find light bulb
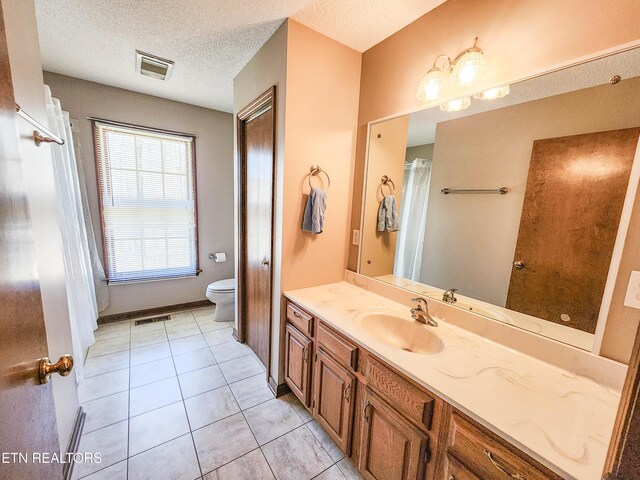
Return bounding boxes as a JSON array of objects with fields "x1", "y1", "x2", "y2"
[
  {"x1": 439, "y1": 97, "x2": 471, "y2": 112},
  {"x1": 451, "y1": 50, "x2": 484, "y2": 87},
  {"x1": 473, "y1": 85, "x2": 510, "y2": 100},
  {"x1": 416, "y1": 67, "x2": 448, "y2": 102},
  {"x1": 450, "y1": 39, "x2": 484, "y2": 88}
]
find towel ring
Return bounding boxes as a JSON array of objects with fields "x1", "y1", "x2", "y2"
[{"x1": 307, "y1": 165, "x2": 331, "y2": 190}]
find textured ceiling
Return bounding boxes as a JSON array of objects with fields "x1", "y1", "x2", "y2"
[
  {"x1": 34, "y1": 0, "x2": 445, "y2": 112},
  {"x1": 406, "y1": 47, "x2": 640, "y2": 147}
]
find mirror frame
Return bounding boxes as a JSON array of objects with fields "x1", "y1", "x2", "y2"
[{"x1": 356, "y1": 41, "x2": 640, "y2": 355}]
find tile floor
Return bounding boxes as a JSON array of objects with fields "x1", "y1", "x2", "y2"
[{"x1": 73, "y1": 306, "x2": 363, "y2": 480}]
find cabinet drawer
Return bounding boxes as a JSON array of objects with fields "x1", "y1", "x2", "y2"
[
  {"x1": 445, "y1": 454, "x2": 480, "y2": 480},
  {"x1": 447, "y1": 413, "x2": 560, "y2": 480},
  {"x1": 286, "y1": 301, "x2": 314, "y2": 336},
  {"x1": 364, "y1": 355, "x2": 434, "y2": 431},
  {"x1": 317, "y1": 321, "x2": 358, "y2": 371}
]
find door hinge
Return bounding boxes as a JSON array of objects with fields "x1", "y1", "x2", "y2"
[{"x1": 315, "y1": 352, "x2": 318, "y2": 362}]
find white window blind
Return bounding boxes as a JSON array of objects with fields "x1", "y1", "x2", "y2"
[{"x1": 93, "y1": 121, "x2": 198, "y2": 283}]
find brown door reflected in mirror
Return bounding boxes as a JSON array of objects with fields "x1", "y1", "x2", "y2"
[{"x1": 506, "y1": 128, "x2": 640, "y2": 333}]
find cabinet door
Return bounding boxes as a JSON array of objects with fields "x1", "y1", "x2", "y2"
[
  {"x1": 313, "y1": 347, "x2": 356, "y2": 454},
  {"x1": 359, "y1": 387, "x2": 429, "y2": 480},
  {"x1": 284, "y1": 323, "x2": 312, "y2": 406}
]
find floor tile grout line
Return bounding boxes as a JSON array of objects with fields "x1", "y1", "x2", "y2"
[
  {"x1": 165, "y1": 317, "x2": 205, "y2": 479},
  {"x1": 125, "y1": 313, "x2": 136, "y2": 480},
  {"x1": 258, "y1": 423, "x2": 339, "y2": 477},
  {"x1": 311, "y1": 462, "x2": 343, "y2": 480},
  {"x1": 199, "y1": 446, "x2": 263, "y2": 479}
]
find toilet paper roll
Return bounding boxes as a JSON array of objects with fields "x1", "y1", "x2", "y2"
[{"x1": 213, "y1": 253, "x2": 227, "y2": 263}]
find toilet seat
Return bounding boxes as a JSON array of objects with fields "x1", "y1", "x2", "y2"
[{"x1": 207, "y1": 278, "x2": 235, "y2": 293}]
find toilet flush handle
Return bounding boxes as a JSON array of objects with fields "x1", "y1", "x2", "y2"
[{"x1": 261, "y1": 259, "x2": 270, "y2": 267}]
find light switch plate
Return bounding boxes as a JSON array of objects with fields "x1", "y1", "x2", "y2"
[
  {"x1": 352, "y1": 229, "x2": 360, "y2": 246},
  {"x1": 624, "y1": 270, "x2": 640, "y2": 309}
]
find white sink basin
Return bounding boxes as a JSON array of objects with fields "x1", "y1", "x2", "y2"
[{"x1": 357, "y1": 314, "x2": 444, "y2": 355}]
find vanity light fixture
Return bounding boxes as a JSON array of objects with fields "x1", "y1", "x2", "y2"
[
  {"x1": 439, "y1": 96, "x2": 471, "y2": 112},
  {"x1": 416, "y1": 37, "x2": 484, "y2": 102},
  {"x1": 474, "y1": 85, "x2": 510, "y2": 100}
]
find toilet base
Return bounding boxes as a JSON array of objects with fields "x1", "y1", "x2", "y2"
[{"x1": 213, "y1": 300, "x2": 235, "y2": 322}]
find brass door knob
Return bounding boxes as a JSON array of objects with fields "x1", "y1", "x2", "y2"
[
  {"x1": 513, "y1": 260, "x2": 525, "y2": 269},
  {"x1": 38, "y1": 354, "x2": 74, "y2": 384}
]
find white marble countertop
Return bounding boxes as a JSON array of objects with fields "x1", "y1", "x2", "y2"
[{"x1": 284, "y1": 281, "x2": 621, "y2": 480}]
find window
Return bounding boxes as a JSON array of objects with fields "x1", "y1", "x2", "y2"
[{"x1": 93, "y1": 120, "x2": 198, "y2": 283}]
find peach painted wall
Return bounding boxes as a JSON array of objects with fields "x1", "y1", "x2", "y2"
[
  {"x1": 278, "y1": 20, "x2": 361, "y2": 381},
  {"x1": 359, "y1": 116, "x2": 409, "y2": 278},
  {"x1": 233, "y1": 20, "x2": 361, "y2": 383},
  {"x1": 347, "y1": 0, "x2": 640, "y2": 363},
  {"x1": 280, "y1": 20, "x2": 362, "y2": 293}
]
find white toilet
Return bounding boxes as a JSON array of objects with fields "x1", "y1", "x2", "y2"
[{"x1": 205, "y1": 278, "x2": 236, "y2": 322}]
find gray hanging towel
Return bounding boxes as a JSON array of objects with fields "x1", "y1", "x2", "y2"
[
  {"x1": 377, "y1": 194, "x2": 399, "y2": 232},
  {"x1": 302, "y1": 187, "x2": 327, "y2": 234}
]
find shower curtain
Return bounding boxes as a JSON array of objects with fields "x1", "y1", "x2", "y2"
[
  {"x1": 394, "y1": 158, "x2": 432, "y2": 281},
  {"x1": 44, "y1": 85, "x2": 102, "y2": 380}
]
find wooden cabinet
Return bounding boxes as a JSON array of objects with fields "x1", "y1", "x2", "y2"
[
  {"x1": 283, "y1": 298, "x2": 563, "y2": 480},
  {"x1": 358, "y1": 387, "x2": 429, "y2": 480},
  {"x1": 313, "y1": 347, "x2": 356, "y2": 454},
  {"x1": 446, "y1": 413, "x2": 562, "y2": 480},
  {"x1": 284, "y1": 323, "x2": 313, "y2": 406}
]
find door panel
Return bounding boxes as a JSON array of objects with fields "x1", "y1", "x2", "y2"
[
  {"x1": 0, "y1": 5, "x2": 61, "y2": 479},
  {"x1": 284, "y1": 323, "x2": 312, "y2": 406},
  {"x1": 314, "y1": 348, "x2": 355, "y2": 455},
  {"x1": 506, "y1": 129, "x2": 639, "y2": 333},
  {"x1": 359, "y1": 388, "x2": 428, "y2": 480},
  {"x1": 243, "y1": 101, "x2": 274, "y2": 367}
]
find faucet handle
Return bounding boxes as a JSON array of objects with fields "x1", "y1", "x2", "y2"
[{"x1": 411, "y1": 297, "x2": 429, "y2": 309}]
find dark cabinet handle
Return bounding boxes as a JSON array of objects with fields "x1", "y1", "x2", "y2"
[
  {"x1": 303, "y1": 346, "x2": 309, "y2": 363},
  {"x1": 293, "y1": 311, "x2": 302, "y2": 318},
  {"x1": 483, "y1": 449, "x2": 526, "y2": 479},
  {"x1": 344, "y1": 385, "x2": 351, "y2": 402}
]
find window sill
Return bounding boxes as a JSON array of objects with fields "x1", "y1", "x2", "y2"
[{"x1": 107, "y1": 273, "x2": 200, "y2": 285}]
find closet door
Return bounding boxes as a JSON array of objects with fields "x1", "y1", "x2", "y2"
[{"x1": 239, "y1": 88, "x2": 275, "y2": 369}]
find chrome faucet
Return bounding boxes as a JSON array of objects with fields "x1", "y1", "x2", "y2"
[
  {"x1": 410, "y1": 297, "x2": 438, "y2": 327},
  {"x1": 442, "y1": 288, "x2": 458, "y2": 304}
]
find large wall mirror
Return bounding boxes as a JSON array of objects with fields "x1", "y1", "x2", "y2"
[{"x1": 358, "y1": 47, "x2": 640, "y2": 352}]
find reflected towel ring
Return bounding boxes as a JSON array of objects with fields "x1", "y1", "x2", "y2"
[
  {"x1": 380, "y1": 175, "x2": 395, "y2": 195},
  {"x1": 306, "y1": 164, "x2": 331, "y2": 190}
]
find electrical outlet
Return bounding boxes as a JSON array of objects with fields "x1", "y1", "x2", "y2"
[
  {"x1": 624, "y1": 270, "x2": 640, "y2": 309},
  {"x1": 352, "y1": 229, "x2": 360, "y2": 246}
]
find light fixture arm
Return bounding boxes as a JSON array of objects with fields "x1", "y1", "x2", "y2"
[
  {"x1": 452, "y1": 37, "x2": 482, "y2": 65},
  {"x1": 431, "y1": 53, "x2": 452, "y2": 70}
]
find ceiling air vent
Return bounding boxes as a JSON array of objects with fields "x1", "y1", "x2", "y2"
[{"x1": 135, "y1": 50, "x2": 174, "y2": 81}]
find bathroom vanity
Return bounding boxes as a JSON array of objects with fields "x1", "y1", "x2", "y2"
[{"x1": 283, "y1": 280, "x2": 623, "y2": 480}]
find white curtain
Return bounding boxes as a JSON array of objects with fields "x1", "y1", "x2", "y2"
[
  {"x1": 70, "y1": 120, "x2": 110, "y2": 312},
  {"x1": 44, "y1": 85, "x2": 98, "y2": 381},
  {"x1": 394, "y1": 158, "x2": 432, "y2": 280}
]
